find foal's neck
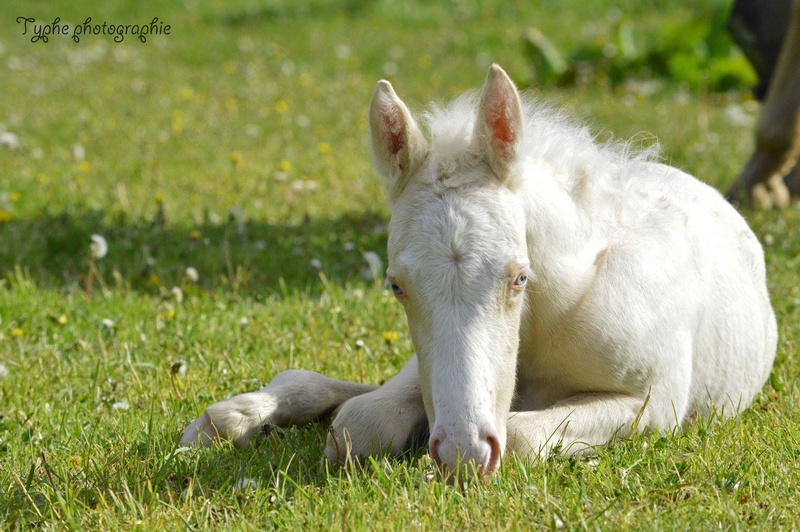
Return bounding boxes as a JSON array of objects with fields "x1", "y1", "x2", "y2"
[{"x1": 520, "y1": 161, "x2": 605, "y2": 326}]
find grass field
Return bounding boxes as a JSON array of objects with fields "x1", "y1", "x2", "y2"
[{"x1": 1, "y1": 0, "x2": 799, "y2": 529}]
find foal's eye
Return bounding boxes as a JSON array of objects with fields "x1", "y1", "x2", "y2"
[
  {"x1": 387, "y1": 277, "x2": 405, "y2": 298},
  {"x1": 512, "y1": 271, "x2": 528, "y2": 289}
]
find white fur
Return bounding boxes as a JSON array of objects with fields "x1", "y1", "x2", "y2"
[{"x1": 181, "y1": 65, "x2": 777, "y2": 479}]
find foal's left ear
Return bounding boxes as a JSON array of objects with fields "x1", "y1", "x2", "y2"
[{"x1": 476, "y1": 64, "x2": 524, "y2": 181}]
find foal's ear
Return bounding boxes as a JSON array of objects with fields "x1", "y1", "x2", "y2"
[
  {"x1": 370, "y1": 80, "x2": 428, "y2": 200},
  {"x1": 476, "y1": 64, "x2": 523, "y2": 180}
]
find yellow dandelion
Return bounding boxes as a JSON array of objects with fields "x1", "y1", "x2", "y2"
[
  {"x1": 0, "y1": 210, "x2": 12, "y2": 223},
  {"x1": 316, "y1": 142, "x2": 332, "y2": 154},
  {"x1": 155, "y1": 192, "x2": 164, "y2": 204},
  {"x1": 224, "y1": 98, "x2": 238, "y2": 113},
  {"x1": 381, "y1": 331, "x2": 400, "y2": 345},
  {"x1": 77, "y1": 160, "x2": 92, "y2": 173},
  {"x1": 275, "y1": 100, "x2": 289, "y2": 114},
  {"x1": 57, "y1": 314, "x2": 68, "y2": 325},
  {"x1": 37, "y1": 173, "x2": 49, "y2": 185},
  {"x1": 229, "y1": 151, "x2": 243, "y2": 166},
  {"x1": 189, "y1": 229, "x2": 202, "y2": 240},
  {"x1": 223, "y1": 61, "x2": 237, "y2": 74},
  {"x1": 147, "y1": 273, "x2": 160, "y2": 286},
  {"x1": 278, "y1": 159, "x2": 292, "y2": 172},
  {"x1": 178, "y1": 87, "x2": 194, "y2": 101},
  {"x1": 171, "y1": 112, "x2": 184, "y2": 134},
  {"x1": 10, "y1": 327, "x2": 24, "y2": 338},
  {"x1": 299, "y1": 73, "x2": 313, "y2": 87},
  {"x1": 70, "y1": 456, "x2": 83, "y2": 468},
  {"x1": 166, "y1": 307, "x2": 176, "y2": 320},
  {"x1": 418, "y1": 54, "x2": 433, "y2": 70},
  {"x1": 9, "y1": 192, "x2": 20, "y2": 202}
]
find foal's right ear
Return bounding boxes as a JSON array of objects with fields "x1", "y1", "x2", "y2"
[{"x1": 369, "y1": 80, "x2": 428, "y2": 201}]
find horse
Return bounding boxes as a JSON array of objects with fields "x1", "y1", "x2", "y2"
[
  {"x1": 726, "y1": 0, "x2": 800, "y2": 207},
  {"x1": 181, "y1": 64, "x2": 777, "y2": 478}
]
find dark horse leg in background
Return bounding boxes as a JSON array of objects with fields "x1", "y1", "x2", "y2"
[{"x1": 726, "y1": 0, "x2": 800, "y2": 206}]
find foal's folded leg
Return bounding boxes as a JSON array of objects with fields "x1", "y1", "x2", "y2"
[
  {"x1": 506, "y1": 392, "x2": 671, "y2": 458},
  {"x1": 325, "y1": 356, "x2": 428, "y2": 464},
  {"x1": 181, "y1": 369, "x2": 377, "y2": 448}
]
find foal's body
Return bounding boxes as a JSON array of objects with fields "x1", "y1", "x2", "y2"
[{"x1": 182, "y1": 66, "x2": 776, "y2": 476}]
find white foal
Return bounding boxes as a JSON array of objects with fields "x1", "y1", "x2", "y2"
[{"x1": 182, "y1": 64, "x2": 777, "y2": 478}]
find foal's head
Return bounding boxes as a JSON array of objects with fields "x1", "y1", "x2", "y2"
[{"x1": 370, "y1": 65, "x2": 529, "y2": 477}]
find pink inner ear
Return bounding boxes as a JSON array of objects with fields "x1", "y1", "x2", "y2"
[
  {"x1": 382, "y1": 107, "x2": 405, "y2": 157},
  {"x1": 487, "y1": 91, "x2": 516, "y2": 161}
]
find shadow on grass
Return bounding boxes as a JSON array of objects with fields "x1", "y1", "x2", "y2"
[
  {"x1": 153, "y1": 424, "x2": 431, "y2": 508},
  {"x1": 0, "y1": 208, "x2": 389, "y2": 297}
]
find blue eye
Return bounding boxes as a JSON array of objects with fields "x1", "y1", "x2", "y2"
[{"x1": 513, "y1": 272, "x2": 528, "y2": 288}]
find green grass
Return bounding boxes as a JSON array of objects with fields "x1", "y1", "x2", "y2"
[{"x1": 1, "y1": 0, "x2": 799, "y2": 528}]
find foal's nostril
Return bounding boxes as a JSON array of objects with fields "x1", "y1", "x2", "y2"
[
  {"x1": 483, "y1": 434, "x2": 501, "y2": 475},
  {"x1": 429, "y1": 438, "x2": 443, "y2": 466},
  {"x1": 428, "y1": 426, "x2": 502, "y2": 478}
]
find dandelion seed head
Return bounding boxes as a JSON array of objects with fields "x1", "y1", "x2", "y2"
[
  {"x1": 0, "y1": 132, "x2": 20, "y2": 150},
  {"x1": 171, "y1": 286, "x2": 184, "y2": 303},
  {"x1": 90, "y1": 234, "x2": 108, "y2": 259},
  {"x1": 233, "y1": 477, "x2": 257, "y2": 494},
  {"x1": 171, "y1": 360, "x2": 188, "y2": 376},
  {"x1": 72, "y1": 143, "x2": 86, "y2": 161},
  {"x1": 112, "y1": 401, "x2": 130, "y2": 411},
  {"x1": 184, "y1": 267, "x2": 199, "y2": 283},
  {"x1": 229, "y1": 206, "x2": 245, "y2": 223}
]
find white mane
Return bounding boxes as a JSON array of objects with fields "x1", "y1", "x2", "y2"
[{"x1": 421, "y1": 91, "x2": 660, "y2": 193}]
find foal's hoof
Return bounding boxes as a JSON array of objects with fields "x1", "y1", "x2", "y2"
[{"x1": 180, "y1": 412, "x2": 218, "y2": 447}]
